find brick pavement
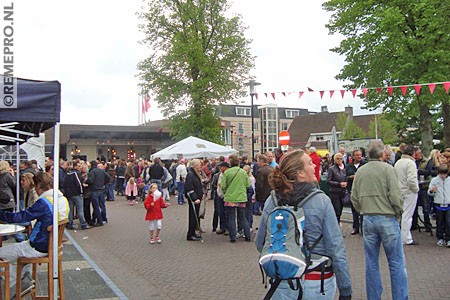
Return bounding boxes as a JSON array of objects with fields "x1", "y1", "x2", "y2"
[{"x1": 67, "y1": 196, "x2": 450, "y2": 300}]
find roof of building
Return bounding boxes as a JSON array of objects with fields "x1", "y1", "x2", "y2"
[{"x1": 288, "y1": 111, "x2": 375, "y2": 148}]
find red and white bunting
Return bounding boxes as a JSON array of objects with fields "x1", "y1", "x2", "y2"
[
  {"x1": 414, "y1": 85, "x2": 421, "y2": 95},
  {"x1": 444, "y1": 82, "x2": 450, "y2": 94},
  {"x1": 243, "y1": 81, "x2": 449, "y2": 103},
  {"x1": 387, "y1": 86, "x2": 394, "y2": 96},
  {"x1": 401, "y1": 86, "x2": 407, "y2": 96},
  {"x1": 429, "y1": 83, "x2": 436, "y2": 94}
]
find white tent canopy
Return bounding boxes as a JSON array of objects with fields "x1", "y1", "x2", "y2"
[{"x1": 150, "y1": 136, "x2": 237, "y2": 160}]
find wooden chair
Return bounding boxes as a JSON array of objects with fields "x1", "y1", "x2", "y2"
[
  {"x1": 16, "y1": 219, "x2": 68, "y2": 300},
  {"x1": 0, "y1": 258, "x2": 10, "y2": 300}
]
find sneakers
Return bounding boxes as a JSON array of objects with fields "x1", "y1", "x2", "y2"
[
  {"x1": 236, "y1": 231, "x2": 244, "y2": 239},
  {"x1": 437, "y1": 239, "x2": 445, "y2": 247},
  {"x1": 149, "y1": 238, "x2": 155, "y2": 244},
  {"x1": 156, "y1": 237, "x2": 162, "y2": 244}
]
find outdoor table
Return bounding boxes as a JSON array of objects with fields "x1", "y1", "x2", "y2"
[{"x1": 0, "y1": 224, "x2": 25, "y2": 247}]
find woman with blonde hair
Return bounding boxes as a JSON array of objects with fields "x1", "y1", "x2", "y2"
[
  {"x1": 426, "y1": 149, "x2": 441, "y2": 177},
  {"x1": 255, "y1": 150, "x2": 352, "y2": 299},
  {"x1": 21, "y1": 172, "x2": 38, "y2": 208},
  {"x1": 0, "y1": 160, "x2": 16, "y2": 212}
]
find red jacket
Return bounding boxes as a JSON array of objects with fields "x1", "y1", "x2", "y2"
[
  {"x1": 310, "y1": 152, "x2": 321, "y2": 182},
  {"x1": 144, "y1": 194, "x2": 167, "y2": 221}
]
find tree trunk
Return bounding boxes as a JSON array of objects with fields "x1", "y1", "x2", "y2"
[
  {"x1": 419, "y1": 102, "x2": 433, "y2": 156},
  {"x1": 442, "y1": 98, "x2": 450, "y2": 148}
]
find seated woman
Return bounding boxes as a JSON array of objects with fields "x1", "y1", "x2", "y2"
[{"x1": 0, "y1": 172, "x2": 69, "y2": 297}]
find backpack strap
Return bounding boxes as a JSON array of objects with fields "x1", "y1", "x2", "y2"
[{"x1": 263, "y1": 278, "x2": 282, "y2": 300}]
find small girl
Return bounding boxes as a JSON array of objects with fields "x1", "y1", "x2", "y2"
[
  {"x1": 125, "y1": 177, "x2": 138, "y2": 206},
  {"x1": 144, "y1": 183, "x2": 170, "y2": 244}
]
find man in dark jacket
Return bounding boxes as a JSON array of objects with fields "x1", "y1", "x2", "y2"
[
  {"x1": 184, "y1": 159, "x2": 203, "y2": 241},
  {"x1": 346, "y1": 149, "x2": 366, "y2": 235},
  {"x1": 87, "y1": 161, "x2": 110, "y2": 226},
  {"x1": 148, "y1": 158, "x2": 165, "y2": 191},
  {"x1": 64, "y1": 161, "x2": 90, "y2": 230},
  {"x1": 255, "y1": 154, "x2": 273, "y2": 212}
]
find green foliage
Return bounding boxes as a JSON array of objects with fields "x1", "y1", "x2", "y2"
[
  {"x1": 336, "y1": 113, "x2": 365, "y2": 139},
  {"x1": 368, "y1": 114, "x2": 397, "y2": 144},
  {"x1": 137, "y1": 0, "x2": 254, "y2": 141},
  {"x1": 335, "y1": 112, "x2": 348, "y2": 131},
  {"x1": 323, "y1": 0, "x2": 450, "y2": 154},
  {"x1": 340, "y1": 121, "x2": 366, "y2": 140}
]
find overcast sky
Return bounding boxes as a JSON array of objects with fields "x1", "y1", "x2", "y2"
[{"x1": 14, "y1": 0, "x2": 368, "y2": 126}]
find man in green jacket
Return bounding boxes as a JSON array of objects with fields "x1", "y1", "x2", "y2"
[
  {"x1": 351, "y1": 141, "x2": 407, "y2": 300},
  {"x1": 220, "y1": 155, "x2": 250, "y2": 243}
]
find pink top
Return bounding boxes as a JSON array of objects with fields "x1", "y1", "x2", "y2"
[{"x1": 125, "y1": 182, "x2": 138, "y2": 197}]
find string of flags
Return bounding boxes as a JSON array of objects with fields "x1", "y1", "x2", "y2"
[{"x1": 252, "y1": 81, "x2": 450, "y2": 100}]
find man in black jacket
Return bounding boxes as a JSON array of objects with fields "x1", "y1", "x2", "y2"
[
  {"x1": 64, "y1": 162, "x2": 90, "y2": 230},
  {"x1": 87, "y1": 161, "x2": 110, "y2": 226},
  {"x1": 346, "y1": 149, "x2": 366, "y2": 235}
]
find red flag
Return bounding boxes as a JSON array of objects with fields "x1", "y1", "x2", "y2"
[
  {"x1": 340, "y1": 90, "x2": 346, "y2": 99},
  {"x1": 400, "y1": 86, "x2": 407, "y2": 96},
  {"x1": 414, "y1": 84, "x2": 421, "y2": 95},
  {"x1": 264, "y1": 92, "x2": 268, "y2": 98},
  {"x1": 271, "y1": 92, "x2": 276, "y2": 100},
  {"x1": 444, "y1": 82, "x2": 450, "y2": 94},
  {"x1": 145, "y1": 94, "x2": 150, "y2": 112},
  {"x1": 299, "y1": 91, "x2": 304, "y2": 99},
  {"x1": 329, "y1": 90, "x2": 335, "y2": 98},
  {"x1": 351, "y1": 89, "x2": 357, "y2": 98},
  {"x1": 428, "y1": 83, "x2": 436, "y2": 94},
  {"x1": 362, "y1": 88, "x2": 368, "y2": 97},
  {"x1": 319, "y1": 91, "x2": 324, "y2": 99},
  {"x1": 387, "y1": 86, "x2": 394, "y2": 96},
  {"x1": 282, "y1": 92, "x2": 286, "y2": 97},
  {"x1": 376, "y1": 87, "x2": 382, "y2": 94},
  {"x1": 307, "y1": 87, "x2": 314, "y2": 92},
  {"x1": 255, "y1": 93, "x2": 259, "y2": 100}
]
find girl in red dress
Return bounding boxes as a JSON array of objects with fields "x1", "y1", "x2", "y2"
[{"x1": 144, "y1": 184, "x2": 170, "y2": 244}]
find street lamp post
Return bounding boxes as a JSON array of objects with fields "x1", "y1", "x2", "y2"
[{"x1": 245, "y1": 79, "x2": 261, "y2": 161}]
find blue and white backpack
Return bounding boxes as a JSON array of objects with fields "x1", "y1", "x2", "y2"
[{"x1": 259, "y1": 190, "x2": 331, "y2": 299}]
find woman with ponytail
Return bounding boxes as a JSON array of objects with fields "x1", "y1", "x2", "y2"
[{"x1": 255, "y1": 150, "x2": 352, "y2": 300}]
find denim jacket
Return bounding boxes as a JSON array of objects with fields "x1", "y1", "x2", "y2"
[{"x1": 255, "y1": 191, "x2": 352, "y2": 297}]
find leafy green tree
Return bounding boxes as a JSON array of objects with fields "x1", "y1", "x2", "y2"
[
  {"x1": 138, "y1": 0, "x2": 254, "y2": 142},
  {"x1": 368, "y1": 115, "x2": 397, "y2": 145},
  {"x1": 336, "y1": 113, "x2": 365, "y2": 140},
  {"x1": 323, "y1": 0, "x2": 450, "y2": 155}
]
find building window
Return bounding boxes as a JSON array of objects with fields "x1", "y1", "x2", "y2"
[
  {"x1": 236, "y1": 107, "x2": 251, "y2": 116},
  {"x1": 316, "y1": 136, "x2": 324, "y2": 141},
  {"x1": 281, "y1": 123, "x2": 288, "y2": 130},
  {"x1": 285, "y1": 109, "x2": 300, "y2": 119},
  {"x1": 238, "y1": 123, "x2": 244, "y2": 134}
]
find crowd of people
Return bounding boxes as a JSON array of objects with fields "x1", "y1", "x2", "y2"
[{"x1": 1, "y1": 139, "x2": 449, "y2": 299}]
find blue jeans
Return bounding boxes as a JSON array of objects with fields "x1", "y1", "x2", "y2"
[
  {"x1": 150, "y1": 179, "x2": 162, "y2": 192},
  {"x1": 271, "y1": 277, "x2": 336, "y2": 299},
  {"x1": 363, "y1": 215, "x2": 408, "y2": 300},
  {"x1": 105, "y1": 183, "x2": 115, "y2": 201},
  {"x1": 90, "y1": 191, "x2": 104, "y2": 225},
  {"x1": 226, "y1": 205, "x2": 249, "y2": 241},
  {"x1": 435, "y1": 206, "x2": 450, "y2": 241},
  {"x1": 177, "y1": 181, "x2": 185, "y2": 204},
  {"x1": 68, "y1": 195, "x2": 88, "y2": 227}
]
